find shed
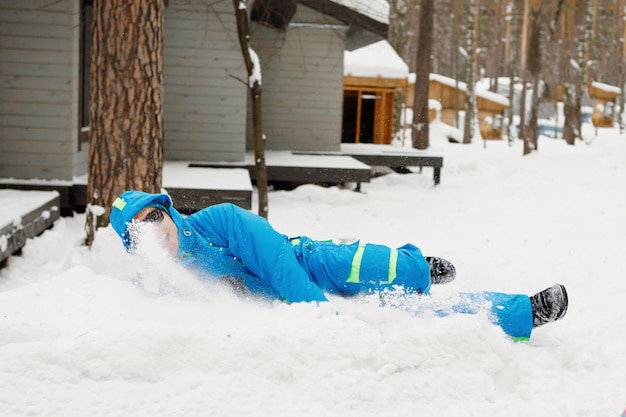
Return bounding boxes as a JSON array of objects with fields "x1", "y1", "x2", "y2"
[
  {"x1": 406, "y1": 73, "x2": 510, "y2": 139},
  {"x1": 342, "y1": 40, "x2": 408, "y2": 145},
  {"x1": 587, "y1": 81, "x2": 621, "y2": 128}
]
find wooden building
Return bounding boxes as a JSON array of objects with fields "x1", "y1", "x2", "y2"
[
  {"x1": 588, "y1": 81, "x2": 621, "y2": 128},
  {"x1": 0, "y1": 0, "x2": 388, "y2": 181},
  {"x1": 342, "y1": 40, "x2": 408, "y2": 145},
  {"x1": 406, "y1": 73, "x2": 509, "y2": 139}
]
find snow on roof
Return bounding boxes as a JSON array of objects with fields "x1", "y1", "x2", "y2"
[
  {"x1": 331, "y1": 0, "x2": 389, "y2": 24},
  {"x1": 344, "y1": 40, "x2": 408, "y2": 79},
  {"x1": 591, "y1": 81, "x2": 621, "y2": 95},
  {"x1": 428, "y1": 73, "x2": 509, "y2": 107}
]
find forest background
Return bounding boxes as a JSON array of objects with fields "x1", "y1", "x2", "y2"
[
  {"x1": 387, "y1": 0, "x2": 625, "y2": 150},
  {"x1": 388, "y1": 0, "x2": 624, "y2": 92}
]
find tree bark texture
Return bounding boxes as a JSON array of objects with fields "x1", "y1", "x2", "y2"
[
  {"x1": 86, "y1": 0, "x2": 164, "y2": 246},
  {"x1": 412, "y1": 0, "x2": 434, "y2": 150}
]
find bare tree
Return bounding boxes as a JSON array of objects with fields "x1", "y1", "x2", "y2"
[
  {"x1": 412, "y1": 0, "x2": 434, "y2": 150},
  {"x1": 233, "y1": 0, "x2": 269, "y2": 219},
  {"x1": 86, "y1": 0, "x2": 164, "y2": 246}
]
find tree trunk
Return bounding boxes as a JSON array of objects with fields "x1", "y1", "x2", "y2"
[
  {"x1": 233, "y1": 0, "x2": 269, "y2": 218},
  {"x1": 412, "y1": 0, "x2": 434, "y2": 150},
  {"x1": 563, "y1": 0, "x2": 588, "y2": 145},
  {"x1": 463, "y1": 0, "x2": 477, "y2": 144},
  {"x1": 505, "y1": 0, "x2": 519, "y2": 146},
  {"x1": 452, "y1": 0, "x2": 461, "y2": 129},
  {"x1": 86, "y1": 0, "x2": 164, "y2": 246},
  {"x1": 562, "y1": 83, "x2": 577, "y2": 145},
  {"x1": 519, "y1": 76, "x2": 528, "y2": 142},
  {"x1": 525, "y1": 0, "x2": 542, "y2": 155}
]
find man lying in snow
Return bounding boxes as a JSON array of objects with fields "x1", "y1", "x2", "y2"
[{"x1": 109, "y1": 190, "x2": 568, "y2": 341}]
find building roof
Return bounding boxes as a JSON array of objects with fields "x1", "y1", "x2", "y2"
[
  {"x1": 429, "y1": 73, "x2": 510, "y2": 107},
  {"x1": 344, "y1": 40, "x2": 408, "y2": 79},
  {"x1": 298, "y1": 0, "x2": 389, "y2": 37}
]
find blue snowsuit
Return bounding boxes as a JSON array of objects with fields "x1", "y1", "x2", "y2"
[{"x1": 110, "y1": 191, "x2": 534, "y2": 340}]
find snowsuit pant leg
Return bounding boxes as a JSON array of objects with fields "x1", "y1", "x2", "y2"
[
  {"x1": 294, "y1": 238, "x2": 431, "y2": 295},
  {"x1": 438, "y1": 292, "x2": 533, "y2": 339}
]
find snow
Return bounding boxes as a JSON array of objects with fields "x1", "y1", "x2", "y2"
[
  {"x1": 429, "y1": 73, "x2": 510, "y2": 107},
  {"x1": 2, "y1": 128, "x2": 626, "y2": 416},
  {"x1": 344, "y1": 40, "x2": 408, "y2": 79},
  {"x1": 591, "y1": 81, "x2": 621, "y2": 96},
  {"x1": 331, "y1": 0, "x2": 389, "y2": 24},
  {"x1": 245, "y1": 150, "x2": 371, "y2": 170},
  {"x1": 0, "y1": 190, "x2": 59, "y2": 229},
  {"x1": 162, "y1": 162, "x2": 252, "y2": 191}
]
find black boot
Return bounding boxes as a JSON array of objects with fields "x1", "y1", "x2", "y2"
[
  {"x1": 530, "y1": 284, "x2": 569, "y2": 328},
  {"x1": 425, "y1": 257, "x2": 456, "y2": 285}
]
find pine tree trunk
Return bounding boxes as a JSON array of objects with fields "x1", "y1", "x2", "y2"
[
  {"x1": 86, "y1": 0, "x2": 164, "y2": 246},
  {"x1": 412, "y1": 0, "x2": 434, "y2": 150}
]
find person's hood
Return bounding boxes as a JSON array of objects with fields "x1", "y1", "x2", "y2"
[{"x1": 109, "y1": 191, "x2": 173, "y2": 251}]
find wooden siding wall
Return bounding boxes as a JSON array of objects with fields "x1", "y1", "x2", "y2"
[
  {"x1": 248, "y1": 5, "x2": 347, "y2": 152},
  {"x1": 163, "y1": 0, "x2": 247, "y2": 162},
  {"x1": 0, "y1": 0, "x2": 83, "y2": 181}
]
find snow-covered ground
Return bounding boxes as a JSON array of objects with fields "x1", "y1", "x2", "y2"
[{"x1": 1, "y1": 128, "x2": 625, "y2": 417}]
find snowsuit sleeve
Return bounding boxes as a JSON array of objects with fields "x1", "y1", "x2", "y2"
[{"x1": 187, "y1": 203, "x2": 328, "y2": 304}]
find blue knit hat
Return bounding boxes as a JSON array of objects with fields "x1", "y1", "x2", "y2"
[{"x1": 109, "y1": 191, "x2": 172, "y2": 250}]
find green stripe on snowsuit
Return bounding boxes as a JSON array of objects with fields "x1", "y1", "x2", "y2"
[
  {"x1": 347, "y1": 244, "x2": 399, "y2": 285},
  {"x1": 291, "y1": 236, "x2": 431, "y2": 296}
]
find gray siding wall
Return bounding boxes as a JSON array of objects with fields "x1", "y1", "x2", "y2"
[
  {"x1": 0, "y1": 0, "x2": 83, "y2": 181},
  {"x1": 249, "y1": 5, "x2": 347, "y2": 152},
  {"x1": 164, "y1": 0, "x2": 247, "y2": 162}
]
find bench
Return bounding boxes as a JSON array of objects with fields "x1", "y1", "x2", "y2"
[
  {"x1": 0, "y1": 189, "x2": 60, "y2": 264},
  {"x1": 68, "y1": 164, "x2": 254, "y2": 215},
  {"x1": 190, "y1": 151, "x2": 372, "y2": 189},
  {"x1": 163, "y1": 163, "x2": 252, "y2": 214},
  {"x1": 339, "y1": 143, "x2": 443, "y2": 186}
]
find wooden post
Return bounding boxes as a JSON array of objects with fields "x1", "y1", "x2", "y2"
[{"x1": 355, "y1": 91, "x2": 362, "y2": 143}]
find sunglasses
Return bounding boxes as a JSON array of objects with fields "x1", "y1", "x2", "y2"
[{"x1": 142, "y1": 208, "x2": 164, "y2": 224}]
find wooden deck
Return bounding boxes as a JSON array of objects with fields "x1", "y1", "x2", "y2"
[
  {"x1": 339, "y1": 144, "x2": 443, "y2": 185},
  {"x1": 71, "y1": 163, "x2": 254, "y2": 214},
  {"x1": 294, "y1": 143, "x2": 444, "y2": 186},
  {"x1": 162, "y1": 163, "x2": 252, "y2": 214},
  {"x1": 0, "y1": 189, "x2": 60, "y2": 264},
  {"x1": 190, "y1": 151, "x2": 372, "y2": 187},
  {"x1": 0, "y1": 146, "x2": 439, "y2": 216}
]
